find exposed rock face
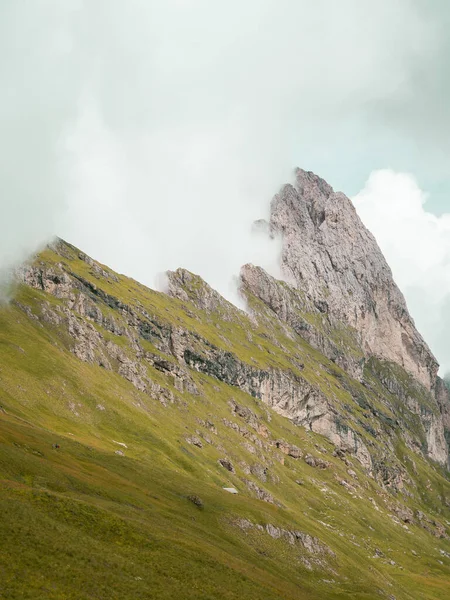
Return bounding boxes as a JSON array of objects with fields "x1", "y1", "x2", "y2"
[
  {"x1": 264, "y1": 168, "x2": 438, "y2": 390},
  {"x1": 182, "y1": 339, "x2": 372, "y2": 466},
  {"x1": 167, "y1": 268, "x2": 237, "y2": 318},
  {"x1": 15, "y1": 202, "x2": 450, "y2": 472},
  {"x1": 240, "y1": 263, "x2": 364, "y2": 380},
  {"x1": 435, "y1": 377, "x2": 450, "y2": 466},
  {"x1": 425, "y1": 414, "x2": 448, "y2": 467}
]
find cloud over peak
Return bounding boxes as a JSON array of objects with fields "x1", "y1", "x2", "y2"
[{"x1": 354, "y1": 169, "x2": 450, "y2": 374}]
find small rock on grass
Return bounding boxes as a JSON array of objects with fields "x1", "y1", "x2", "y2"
[{"x1": 187, "y1": 494, "x2": 204, "y2": 508}]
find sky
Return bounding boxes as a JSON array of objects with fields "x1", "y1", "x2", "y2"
[{"x1": 2, "y1": 1, "x2": 450, "y2": 371}]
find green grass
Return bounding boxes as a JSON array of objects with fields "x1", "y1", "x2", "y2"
[{"x1": 0, "y1": 240, "x2": 449, "y2": 599}]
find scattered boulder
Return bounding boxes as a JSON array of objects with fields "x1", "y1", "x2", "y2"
[
  {"x1": 287, "y1": 445, "x2": 303, "y2": 459},
  {"x1": 304, "y1": 454, "x2": 330, "y2": 469},
  {"x1": 242, "y1": 441, "x2": 257, "y2": 455},
  {"x1": 275, "y1": 439, "x2": 303, "y2": 459},
  {"x1": 305, "y1": 454, "x2": 316, "y2": 467},
  {"x1": 414, "y1": 509, "x2": 448, "y2": 537},
  {"x1": 243, "y1": 479, "x2": 279, "y2": 505},
  {"x1": 200, "y1": 433, "x2": 213, "y2": 445},
  {"x1": 186, "y1": 436, "x2": 203, "y2": 448},
  {"x1": 333, "y1": 447, "x2": 350, "y2": 465},
  {"x1": 250, "y1": 463, "x2": 268, "y2": 482},
  {"x1": 339, "y1": 479, "x2": 356, "y2": 493},
  {"x1": 197, "y1": 418, "x2": 217, "y2": 434},
  {"x1": 394, "y1": 505, "x2": 414, "y2": 524},
  {"x1": 187, "y1": 494, "x2": 204, "y2": 508},
  {"x1": 229, "y1": 399, "x2": 260, "y2": 431},
  {"x1": 218, "y1": 459, "x2": 235, "y2": 473}
]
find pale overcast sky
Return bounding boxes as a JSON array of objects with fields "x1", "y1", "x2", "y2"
[{"x1": 2, "y1": 1, "x2": 450, "y2": 372}]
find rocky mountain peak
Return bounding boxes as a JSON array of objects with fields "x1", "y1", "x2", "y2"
[
  {"x1": 294, "y1": 167, "x2": 334, "y2": 207},
  {"x1": 250, "y1": 169, "x2": 438, "y2": 390}
]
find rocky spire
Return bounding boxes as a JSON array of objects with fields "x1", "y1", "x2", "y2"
[{"x1": 252, "y1": 168, "x2": 438, "y2": 390}]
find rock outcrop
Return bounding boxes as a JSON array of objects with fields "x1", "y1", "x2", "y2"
[
  {"x1": 240, "y1": 263, "x2": 365, "y2": 380},
  {"x1": 252, "y1": 168, "x2": 438, "y2": 390},
  {"x1": 435, "y1": 377, "x2": 450, "y2": 466}
]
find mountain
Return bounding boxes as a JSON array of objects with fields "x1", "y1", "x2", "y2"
[{"x1": 1, "y1": 170, "x2": 450, "y2": 599}]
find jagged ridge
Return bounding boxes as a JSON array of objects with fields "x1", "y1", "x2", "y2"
[{"x1": 1, "y1": 166, "x2": 450, "y2": 598}]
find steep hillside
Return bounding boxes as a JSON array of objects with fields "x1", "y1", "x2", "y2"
[{"x1": 1, "y1": 172, "x2": 450, "y2": 599}]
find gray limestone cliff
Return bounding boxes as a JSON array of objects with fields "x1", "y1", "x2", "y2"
[{"x1": 247, "y1": 168, "x2": 438, "y2": 391}]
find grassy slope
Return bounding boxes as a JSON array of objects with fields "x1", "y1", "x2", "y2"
[{"x1": 0, "y1": 244, "x2": 449, "y2": 599}]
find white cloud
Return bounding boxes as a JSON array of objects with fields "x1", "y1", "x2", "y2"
[
  {"x1": 0, "y1": 0, "x2": 441, "y2": 304},
  {"x1": 353, "y1": 170, "x2": 450, "y2": 374}
]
